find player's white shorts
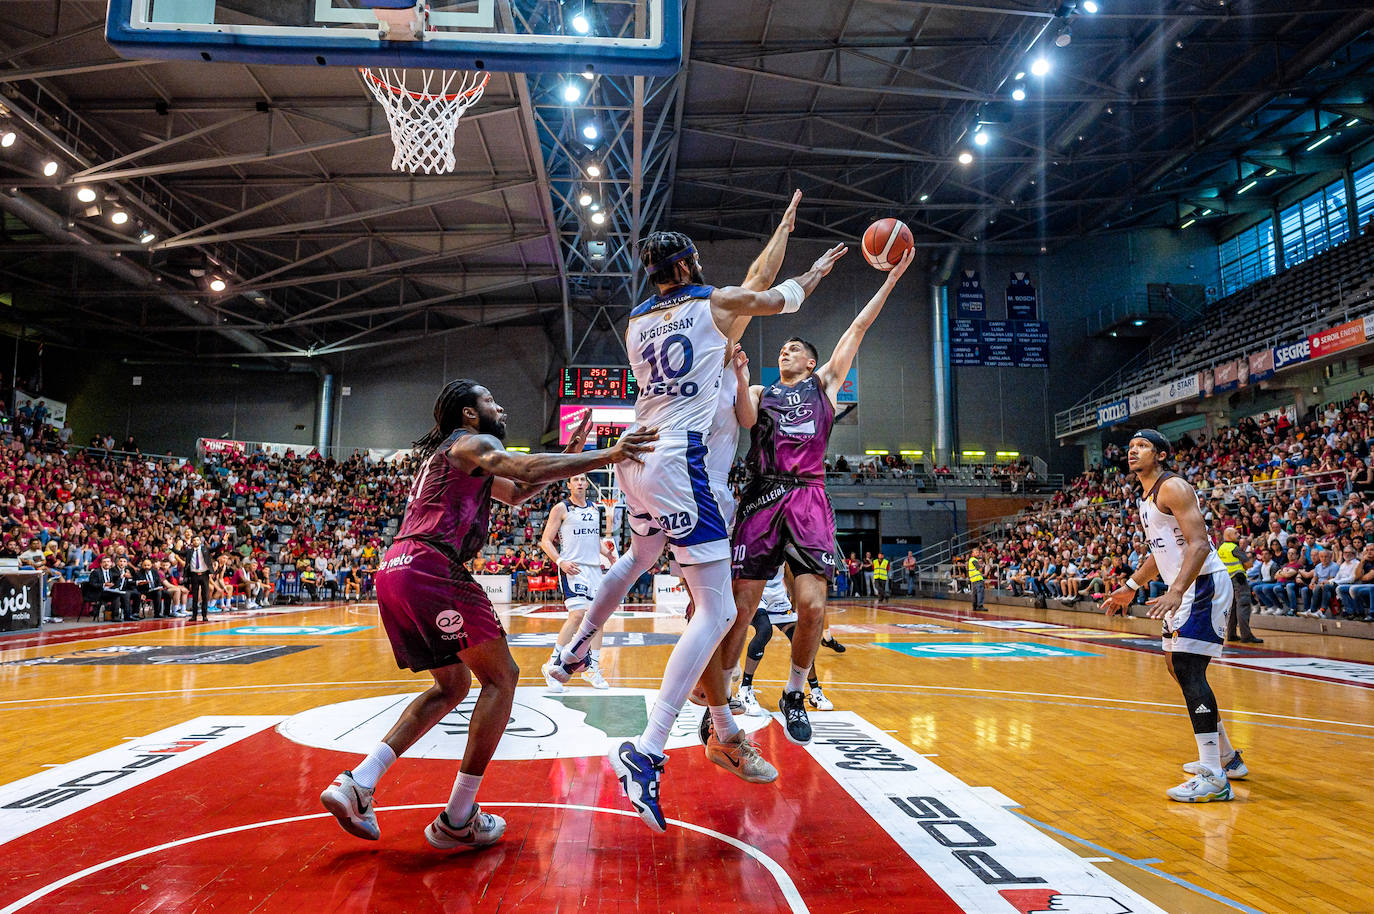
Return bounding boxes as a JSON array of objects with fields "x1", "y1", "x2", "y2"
[
  {"x1": 1161, "y1": 568, "x2": 1231, "y2": 658},
  {"x1": 759, "y1": 576, "x2": 797, "y2": 625},
  {"x1": 560, "y1": 564, "x2": 605, "y2": 612},
  {"x1": 617, "y1": 429, "x2": 730, "y2": 565},
  {"x1": 711, "y1": 474, "x2": 737, "y2": 531}
]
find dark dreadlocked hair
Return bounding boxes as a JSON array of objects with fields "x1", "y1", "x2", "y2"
[
  {"x1": 412, "y1": 378, "x2": 482, "y2": 461},
  {"x1": 641, "y1": 231, "x2": 698, "y2": 287},
  {"x1": 785, "y1": 336, "x2": 819, "y2": 363}
]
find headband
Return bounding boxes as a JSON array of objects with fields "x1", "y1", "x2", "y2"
[
  {"x1": 1132, "y1": 428, "x2": 1171, "y2": 459},
  {"x1": 646, "y1": 243, "x2": 697, "y2": 275}
]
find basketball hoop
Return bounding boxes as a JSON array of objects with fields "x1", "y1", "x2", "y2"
[{"x1": 360, "y1": 67, "x2": 489, "y2": 175}]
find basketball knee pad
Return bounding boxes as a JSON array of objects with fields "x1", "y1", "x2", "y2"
[{"x1": 746, "y1": 622, "x2": 772, "y2": 662}]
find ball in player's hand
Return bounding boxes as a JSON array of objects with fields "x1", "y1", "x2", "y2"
[{"x1": 862, "y1": 218, "x2": 914, "y2": 271}]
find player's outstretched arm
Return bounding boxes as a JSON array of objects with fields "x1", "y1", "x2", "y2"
[
  {"x1": 816, "y1": 248, "x2": 914, "y2": 405},
  {"x1": 727, "y1": 190, "x2": 803, "y2": 342},
  {"x1": 450, "y1": 427, "x2": 657, "y2": 506},
  {"x1": 729, "y1": 345, "x2": 761, "y2": 428},
  {"x1": 710, "y1": 243, "x2": 846, "y2": 330},
  {"x1": 1103, "y1": 553, "x2": 1158, "y2": 616}
]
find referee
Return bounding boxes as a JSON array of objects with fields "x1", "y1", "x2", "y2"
[{"x1": 968, "y1": 547, "x2": 986, "y2": 612}]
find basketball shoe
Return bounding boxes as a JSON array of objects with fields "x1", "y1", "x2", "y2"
[
  {"x1": 1184, "y1": 749, "x2": 1248, "y2": 780},
  {"x1": 540, "y1": 657, "x2": 565, "y2": 693},
  {"x1": 736, "y1": 685, "x2": 769, "y2": 717},
  {"x1": 807, "y1": 686, "x2": 834, "y2": 711},
  {"x1": 1166, "y1": 772, "x2": 1233, "y2": 803},
  {"x1": 544, "y1": 649, "x2": 591, "y2": 687},
  {"x1": 778, "y1": 690, "x2": 812, "y2": 744},
  {"x1": 320, "y1": 771, "x2": 380, "y2": 841},
  {"x1": 582, "y1": 663, "x2": 610, "y2": 689},
  {"x1": 424, "y1": 804, "x2": 506, "y2": 851},
  {"x1": 705, "y1": 730, "x2": 778, "y2": 783},
  {"x1": 609, "y1": 740, "x2": 667, "y2": 832}
]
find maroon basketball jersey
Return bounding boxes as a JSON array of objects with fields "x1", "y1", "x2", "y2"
[
  {"x1": 746, "y1": 374, "x2": 835, "y2": 480},
  {"x1": 396, "y1": 432, "x2": 493, "y2": 564}
]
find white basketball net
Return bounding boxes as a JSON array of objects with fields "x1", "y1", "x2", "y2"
[{"x1": 360, "y1": 68, "x2": 489, "y2": 175}]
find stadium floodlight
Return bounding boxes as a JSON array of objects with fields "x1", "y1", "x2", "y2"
[
  {"x1": 562, "y1": 83, "x2": 582, "y2": 103},
  {"x1": 578, "y1": 191, "x2": 593, "y2": 206},
  {"x1": 76, "y1": 186, "x2": 97, "y2": 203},
  {"x1": 1030, "y1": 57, "x2": 1051, "y2": 77},
  {"x1": 974, "y1": 130, "x2": 990, "y2": 147},
  {"x1": 42, "y1": 160, "x2": 59, "y2": 177},
  {"x1": 582, "y1": 122, "x2": 600, "y2": 141},
  {"x1": 0, "y1": 131, "x2": 15, "y2": 148},
  {"x1": 1082, "y1": 0, "x2": 1099, "y2": 12},
  {"x1": 110, "y1": 210, "x2": 129, "y2": 225},
  {"x1": 1305, "y1": 135, "x2": 1332, "y2": 152},
  {"x1": 591, "y1": 211, "x2": 606, "y2": 225},
  {"x1": 1012, "y1": 87, "x2": 1026, "y2": 101},
  {"x1": 1236, "y1": 180, "x2": 1257, "y2": 195},
  {"x1": 957, "y1": 151, "x2": 974, "y2": 165},
  {"x1": 209, "y1": 277, "x2": 227, "y2": 292}
]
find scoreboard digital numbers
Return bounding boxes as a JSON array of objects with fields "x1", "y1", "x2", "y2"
[{"x1": 561, "y1": 366, "x2": 638, "y2": 401}]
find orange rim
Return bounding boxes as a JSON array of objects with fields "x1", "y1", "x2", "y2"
[{"x1": 359, "y1": 67, "x2": 489, "y2": 102}]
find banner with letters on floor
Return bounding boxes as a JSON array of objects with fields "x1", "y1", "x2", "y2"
[{"x1": 950, "y1": 271, "x2": 1049, "y2": 368}]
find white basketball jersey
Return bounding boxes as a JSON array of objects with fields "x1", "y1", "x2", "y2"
[
  {"x1": 1136, "y1": 473, "x2": 1226, "y2": 587},
  {"x1": 626, "y1": 285, "x2": 727, "y2": 434},
  {"x1": 707, "y1": 377, "x2": 739, "y2": 480},
  {"x1": 558, "y1": 499, "x2": 603, "y2": 567}
]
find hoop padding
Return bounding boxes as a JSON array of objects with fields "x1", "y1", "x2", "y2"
[{"x1": 360, "y1": 68, "x2": 489, "y2": 174}]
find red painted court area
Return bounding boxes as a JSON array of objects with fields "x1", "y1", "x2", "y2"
[{"x1": 0, "y1": 726, "x2": 961, "y2": 914}]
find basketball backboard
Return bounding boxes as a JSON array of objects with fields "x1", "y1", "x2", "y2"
[{"x1": 106, "y1": 0, "x2": 682, "y2": 76}]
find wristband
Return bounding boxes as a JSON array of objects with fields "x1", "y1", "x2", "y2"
[
  {"x1": 774, "y1": 278, "x2": 806, "y2": 313},
  {"x1": 1125, "y1": 578, "x2": 1141, "y2": 591}
]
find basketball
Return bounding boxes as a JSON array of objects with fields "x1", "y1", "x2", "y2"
[{"x1": 862, "y1": 218, "x2": 914, "y2": 271}]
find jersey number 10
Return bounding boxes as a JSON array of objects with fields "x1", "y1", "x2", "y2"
[{"x1": 639, "y1": 333, "x2": 698, "y2": 397}]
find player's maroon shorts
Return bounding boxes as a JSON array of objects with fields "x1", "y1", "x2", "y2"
[
  {"x1": 731, "y1": 479, "x2": 838, "y2": 581},
  {"x1": 375, "y1": 539, "x2": 506, "y2": 672}
]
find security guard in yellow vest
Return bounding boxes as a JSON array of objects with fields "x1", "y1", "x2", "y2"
[
  {"x1": 1217, "y1": 527, "x2": 1260, "y2": 643},
  {"x1": 968, "y1": 547, "x2": 986, "y2": 612},
  {"x1": 873, "y1": 555, "x2": 890, "y2": 601}
]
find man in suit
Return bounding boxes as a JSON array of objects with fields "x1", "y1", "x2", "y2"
[
  {"x1": 88, "y1": 555, "x2": 133, "y2": 622},
  {"x1": 184, "y1": 535, "x2": 213, "y2": 621},
  {"x1": 136, "y1": 558, "x2": 171, "y2": 618},
  {"x1": 113, "y1": 555, "x2": 140, "y2": 619}
]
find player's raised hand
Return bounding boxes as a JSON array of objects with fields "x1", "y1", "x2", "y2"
[
  {"x1": 731, "y1": 344, "x2": 750, "y2": 377},
  {"x1": 564, "y1": 409, "x2": 593, "y2": 452},
  {"x1": 610, "y1": 426, "x2": 658, "y2": 465},
  {"x1": 810, "y1": 243, "x2": 848, "y2": 276},
  {"x1": 882, "y1": 248, "x2": 916, "y2": 285},
  {"x1": 782, "y1": 190, "x2": 802, "y2": 232}
]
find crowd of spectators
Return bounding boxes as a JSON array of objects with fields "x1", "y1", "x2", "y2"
[{"x1": 955, "y1": 391, "x2": 1374, "y2": 621}]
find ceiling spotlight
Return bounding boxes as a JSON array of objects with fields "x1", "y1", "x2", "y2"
[
  {"x1": 1013, "y1": 71, "x2": 1025, "y2": 81},
  {"x1": 1132, "y1": 319, "x2": 1147, "y2": 326},
  {"x1": 209, "y1": 277, "x2": 227, "y2": 292},
  {"x1": 139, "y1": 229, "x2": 157, "y2": 244},
  {"x1": 582, "y1": 122, "x2": 600, "y2": 141},
  {"x1": 585, "y1": 162, "x2": 602, "y2": 177},
  {"x1": 1030, "y1": 57, "x2": 1051, "y2": 77},
  {"x1": 957, "y1": 151, "x2": 974, "y2": 165},
  {"x1": 571, "y1": 12, "x2": 590, "y2": 34},
  {"x1": 919, "y1": 194, "x2": 930, "y2": 202},
  {"x1": 1305, "y1": 134, "x2": 1332, "y2": 152},
  {"x1": 76, "y1": 186, "x2": 97, "y2": 203},
  {"x1": 1179, "y1": 219, "x2": 1196, "y2": 230},
  {"x1": 578, "y1": 191, "x2": 593, "y2": 206},
  {"x1": 1055, "y1": 29, "x2": 1072, "y2": 47},
  {"x1": 42, "y1": 160, "x2": 59, "y2": 177},
  {"x1": 1082, "y1": 0, "x2": 1099, "y2": 11},
  {"x1": 589, "y1": 202, "x2": 600, "y2": 211},
  {"x1": 0, "y1": 131, "x2": 15, "y2": 148},
  {"x1": 110, "y1": 210, "x2": 129, "y2": 225},
  {"x1": 1012, "y1": 87, "x2": 1026, "y2": 101},
  {"x1": 562, "y1": 83, "x2": 582, "y2": 103},
  {"x1": 581, "y1": 70, "x2": 595, "y2": 80},
  {"x1": 590, "y1": 211, "x2": 606, "y2": 225},
  {"x1": 974, "y1": 129, "x2": 990, "y2": 147}
]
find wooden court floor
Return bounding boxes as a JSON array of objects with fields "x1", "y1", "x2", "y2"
[{"x1": 2, "y1": 595, "x2": 1371, "y2": 914}]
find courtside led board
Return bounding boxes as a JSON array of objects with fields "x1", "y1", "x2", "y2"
[{"x1": 106, "y1": 0, "x2": 682, "y2": 76}]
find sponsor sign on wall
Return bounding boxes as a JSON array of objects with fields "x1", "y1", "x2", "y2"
[
  {"x1": 762, "y1": 367, "x2": 858, "y2": 404},
  {"x1": 0, "y1": 717, "x2": 281, "y2": 843},
  {"x1": 1308, "y1": 318, "x2": 1366, "y2": 359},
  {"x1": 474, "y1": 573, "x2": 512, "y2": 603},
  {"x1": 0, "y1": 572, "x2": 41, "y2": 633},
  {"x1": 1128, "y1": 373, "x2": 1200, "y2": 415},
  {"x1": 1095, "y1": 399, "x2": 1130, "y2": 428},
  {"x1": 806, "y1": 715, "x2": 1167, "y2": 913},
  {"x1": 199, "y1": 438, "x2": 248, "y2": 456},
  {"x1": 12, "y1": 391, "x2": 66, "y2": 429},
  {"x1": 1212, "y1": 359, "x2": 1240, "y2": 393},
  {"x1": 1273, "y1": 337, "x2": 1311, "y2": 370},
  {"x1": 653, "y1": 574, "x2": 689, "y2": 613},
  {"x1": 1248, "y1": 347, "x2": 1275, "y2": 383}
]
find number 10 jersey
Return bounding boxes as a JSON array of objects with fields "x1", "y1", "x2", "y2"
[{"x1": 626, "y1": 284, "x2": 727, "y2": 434}]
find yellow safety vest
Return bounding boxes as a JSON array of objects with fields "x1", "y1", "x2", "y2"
[
  {"x1": 1217, "y1": 542, "x2": 1244, "y2": 576},
  {"x1": 967, "y1": 557, "x2": 984, "y2": 582},
  {"x1": 873, "y1": 558, "x2": 889, "y2": 581}
]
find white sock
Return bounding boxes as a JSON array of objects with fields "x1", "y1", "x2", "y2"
[
  {"x1": 1217, "y1": 720, "x2": 1234, "y2": 759},
  {"x1": 710, "y1": 704, "x2": 741, "y2": 740},
  {"x1": 639, "y1": 700, "x2": 681, "y2": 757},
  {"x1": 786, "y1": 663, "x2": 809, "y2": 693},
  {"x1": 638, "y1": 557, "x2": 736, "y2": 755},
  {"x1": 352, "y1": 742, "x2": 396, "y2": 789},
  {"x1": 444, "y1": 770, "x2": 483, "y2": 823},
  {"x1": 567, "y1": 532, "x2": 666, "y2": 661},
  {"x1": 589, "y1": 650, "x2": 600, "y2": 666},
  {"x1": 1195, "y1": 732, "x2": 1222, "y2": 777}
]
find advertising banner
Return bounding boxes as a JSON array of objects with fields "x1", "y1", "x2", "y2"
[
  {"x1": 200, "y1": 438, "x2": 248, "y2": 457},
  {"x1": 1213, "y1": 360, "x2": 1240, "y2": 393},
  {"x1": 653, "y1": 574, "x2": 689, "y2": 614},
  {"x1": 473, "y1": 574, "x2": 512, "y2": 604},
  {"x1": 1096, "y1": 399, "x2": 1130, "y2": 428},
  {"x1": 1248, "y1": 348, "x2": 1275, "y2": 383},
  {"x1": 13, "y1": 391, "x2": 66, "y2": 429},
  {"x1": 1273, "y1": 337, "x2": 1311, "y2": 370},
  {"x1": 557, "y1": 404, "x2": 635, "y2": 444},
  {"x1": 0, "y1": 572, "x2": 41, "y2": 632},
  {"x1": 1309, "y1": 319, "x2": 1366, "y2": 359},
  {"x1": 1129, "y1": 373, "x2": 1200, "y2": 415}
]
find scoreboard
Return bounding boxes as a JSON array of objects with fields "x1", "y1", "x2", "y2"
[{"x1": 561, "y1": 366, "x2": 638, "y2": 401}]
